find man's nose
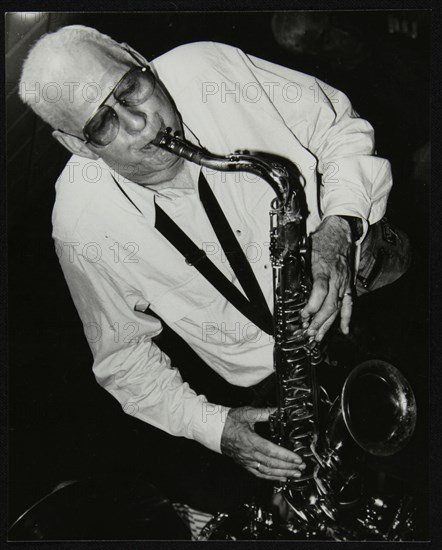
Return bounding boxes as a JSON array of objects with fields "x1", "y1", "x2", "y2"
[{"x1": 117, "y1": 104, "x2": 149, "y2": 135}]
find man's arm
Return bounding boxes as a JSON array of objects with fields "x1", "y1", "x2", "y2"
[
  {"x1": 297, "y1": 80, "x2": 387, "y2": 340},
  {"x1": 55, "y1": 237, "x2": 228, "y2": 453},
  {"x1": 245, "y1": 49, "x2": 392, "y2": 338},
  {"x1": 56, "y1": 237, "x2": 305, "y2": 479}
]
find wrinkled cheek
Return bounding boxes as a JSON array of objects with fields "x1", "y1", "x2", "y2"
[{"x1": 139, "y1": 145, "x2": 173, "y2": 163}]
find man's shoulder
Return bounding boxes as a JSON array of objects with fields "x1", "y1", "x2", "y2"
[
  {"x1": 52, "y1": 155, "x2": 113, "y2": 239},
  {"x1": 152, "y1": 41, "x2": 244, "y2": 83},
  {"x1": 154, "y1": 41, "x2": 240, "y2": 65}
]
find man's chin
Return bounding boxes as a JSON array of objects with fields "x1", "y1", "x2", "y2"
[
  {"x1": 147, "y1": 150, "x2": 183, "y2": 173},
  {"x1": 129, "y1": 150, "x2": 184, "y2": 185},
  {"x1": 139, "y1": 143, "x2": 179, "y2": 164}
]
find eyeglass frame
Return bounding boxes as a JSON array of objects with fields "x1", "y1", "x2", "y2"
[{"x1": 56, "y1": 46, "x2": 154, "y2": 147}]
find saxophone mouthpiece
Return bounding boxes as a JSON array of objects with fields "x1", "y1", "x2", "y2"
[
  {"x1": 152, "y1": 127, "x2": 182, "y2": 147},
  {"x1": 150, "y1": 134, "x2": 161, "y2": 146}
]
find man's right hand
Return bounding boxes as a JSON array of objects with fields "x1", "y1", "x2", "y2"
[{"x1": 220, "y1": 406, "x2": 306, "y2": 481}]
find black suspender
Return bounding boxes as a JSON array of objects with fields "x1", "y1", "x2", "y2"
[
  {"x1": 112, "y1": 170, "x2": 274, "y2": 335},
  {"x1": 197, "y1": 172, "x2": 271, "y2": 319},
  {"x1": 155, "y1": 171, "x2": 273, "y2": 335}
]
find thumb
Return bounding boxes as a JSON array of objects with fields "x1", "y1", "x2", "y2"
[{"x1": 248, "y1": 406, "x2": 277, "y2": 426}]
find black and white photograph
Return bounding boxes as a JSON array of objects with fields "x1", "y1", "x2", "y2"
[{"x1": 6, "y1": 9, "x2": 432, "y2": 541}]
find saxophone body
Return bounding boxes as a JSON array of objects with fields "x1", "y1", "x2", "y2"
[{"x1": 151, "y1": 129, "x2": 417, "y2": 541}]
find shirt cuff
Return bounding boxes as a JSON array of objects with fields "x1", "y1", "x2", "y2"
[{"x1": 191, "y1": 400, "x2": 231, "y2": 454}]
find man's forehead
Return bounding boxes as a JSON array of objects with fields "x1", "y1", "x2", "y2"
[{"x1": 57, "y1": 41, "x2": 127, "y2": 84}]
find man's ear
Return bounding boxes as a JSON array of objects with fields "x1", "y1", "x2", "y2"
[{"x1": 52, "y1": 130, "x2": 99, "y2": 160}]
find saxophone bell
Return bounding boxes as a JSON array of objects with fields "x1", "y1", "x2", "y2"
[{"x1": 328, "y1": 360, "x2": 417, "y2": 457}]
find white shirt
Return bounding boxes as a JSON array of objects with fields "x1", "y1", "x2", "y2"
[{"x1": 52, "y1": 42, "x2": 393, "y2": 454}]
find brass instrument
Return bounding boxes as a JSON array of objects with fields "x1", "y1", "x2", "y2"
[{"x1": 151, "y1": 128, "x2": 417, "y2": 540}]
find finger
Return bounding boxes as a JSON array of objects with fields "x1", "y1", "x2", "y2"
[
  {"x1": 307, "y1": 283, "x2": 341, "y2": 335},
  {"x1": 301, "y1": 275, "x2": 329, "y2": 322},
  {"x1": 255, "y1": 437, "x2": 304, "y2": 464},
  {"x1": 246, "y1": 406, "x2": 277, "y2": 425},
  {"x1": 255, "y1": 452, "x2": 307, "y2": 471},
  {"x1": 262, "y1": 466, "x2": 303, "y2": 478},
  {"x1": 340, "y1": 292, "x2": 353, "y2": 334},
  {"x1": 315, "y1": 310, "x2": 339, "y2": 342},
  {"x1": 253, "y1": 462, "x2": 304, "y2": 478}
]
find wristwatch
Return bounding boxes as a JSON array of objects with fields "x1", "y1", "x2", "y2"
[{"x1": 338, "y1": 215, "x2": 364, "y2": 242}]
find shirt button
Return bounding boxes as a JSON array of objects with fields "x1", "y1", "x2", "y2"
[
  {"x1": 235, "y1": 229, "x2": 242, "y2": 236},
  {"x1": 264, "y1": 264, "x2": 269, "y2": 269}
]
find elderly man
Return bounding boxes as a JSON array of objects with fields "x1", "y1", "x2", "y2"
[{"x1": 19, "y1": 24, "x2": 408, "y2": 531}]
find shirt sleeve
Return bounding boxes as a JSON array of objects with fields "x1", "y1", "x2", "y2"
[
  {"x1": 54, "y1": 236, "x2": 229, "y2": 454},
  {"x1": 243, "y1": 49, "x2": 393, "y2": 234}
]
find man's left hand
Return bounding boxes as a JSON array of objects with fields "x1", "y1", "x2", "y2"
[{"x1": 301, "y1": 215, "x2": 354, "y2": 341}]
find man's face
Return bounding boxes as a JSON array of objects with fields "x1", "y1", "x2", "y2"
[{"x1": 63, "y1": 42, "x2": 184, "y2": 185}]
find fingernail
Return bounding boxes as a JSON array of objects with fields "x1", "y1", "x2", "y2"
[
  {"x1": 302, "y1": 321, "x2": 309, "y2": 329},
  {"x1": 307, "y1": 329, "x2": 315, "y2": 336},
  {"x1": 316, "y1": 333, "x2": 323, "y2": 342},
  {"x1": 294, "y1": 457, "x2": 303, "y2": 464},
  {"x1": 294, "y1": 471, "x2": 301, "y2": 478}
]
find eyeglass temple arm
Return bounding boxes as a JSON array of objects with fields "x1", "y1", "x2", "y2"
[
  {"x1": 56, "y1": 128, "x2": 88, "y2": 144},
  {"x1": 120, "y1": 42, "x2": 150, "y2": 69}
]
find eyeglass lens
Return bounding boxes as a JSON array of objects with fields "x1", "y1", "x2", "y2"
[{"x1": 84, "y1": 67, "x2": 156, "y2": 146}]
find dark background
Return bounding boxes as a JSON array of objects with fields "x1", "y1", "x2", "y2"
[{"x1": 6, "y1": 10, "x2": 430, "y2": 536}]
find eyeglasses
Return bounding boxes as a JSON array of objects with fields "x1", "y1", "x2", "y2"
[{"x1": 58, "y1": 63, "x2": 156, "y2": 147}]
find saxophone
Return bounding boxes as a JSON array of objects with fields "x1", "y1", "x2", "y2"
[{"x1": 151, "y1": 129, "x2": 418, "y2": 540}]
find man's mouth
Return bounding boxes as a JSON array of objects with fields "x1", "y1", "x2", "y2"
[
  {"x1": 144, "y1": 121, "x2": 184, "y2": 151},
  {"x1": 139, "y1": 124, "x2": 182, "y2": 153},
  {"x1": 139, "y1": 142, "x2": 154, "y2": 153},
  {"x1": 136, "y1": 122, "x2": 162, "y2": 152}
]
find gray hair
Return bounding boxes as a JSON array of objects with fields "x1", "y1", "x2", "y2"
[{"x1": 19, "y1": 25, "x2": 130, "y2": 129}]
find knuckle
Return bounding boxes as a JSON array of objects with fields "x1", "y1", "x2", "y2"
[
  {"x1": 281, "y1": 453, "x2": 296, "y2": 464},
  {"x1": 312, "y1": 315, "x2": 327, "y2": 329},
  {"x1": 267, "y1": 448, "x2": 278, "y2": 458},
  {"x1": 313, "y1": 285, "x2": 328, "y2": 298},
  {"x1": 259, "y1": 441, "x2": 271, "y2": 454},
  {"x1": 325, "y1": 303, "x2": 337, "y2": 314},
  {"x1": 312, "y1": 273, "x2": 329, "y2": 287}
]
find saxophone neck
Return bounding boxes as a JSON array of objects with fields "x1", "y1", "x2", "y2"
[
  {"x1": 151, "y1": 129, "x2": 301, "y2": 206},
  {"x1": 151, "y1": 129, "x2": 211, "y2": 165}
]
